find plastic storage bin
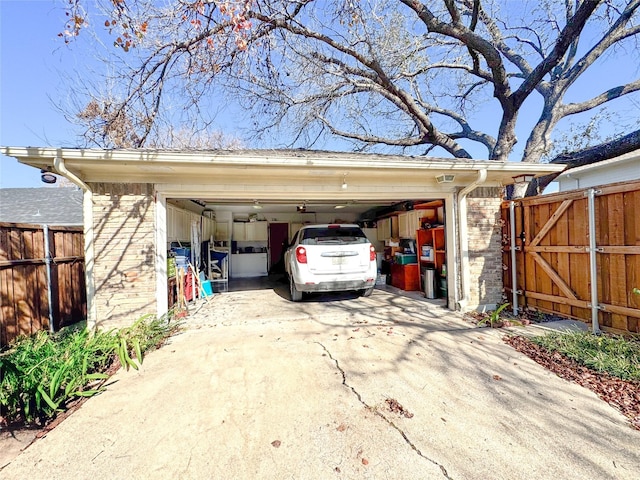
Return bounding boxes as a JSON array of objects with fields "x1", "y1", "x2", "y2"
[{"x1": 395, "y1": 253, "x2": 418, "y2": 265}]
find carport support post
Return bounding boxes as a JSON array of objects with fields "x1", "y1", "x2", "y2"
[
  {"x1": 509, "y1": 201, "x2": 519, "y2": 316},
  {"x1": 587, "y1": 188, "x2": 601, "y2": 334},
  {"x1": 155, "y1": 192, "x2": 169, "y2": 319}
]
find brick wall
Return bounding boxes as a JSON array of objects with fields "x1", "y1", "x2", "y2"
[
  {"x1": 466, "y1": 187, "x2": 504, "y2": 310},
  {"x1": 90, "y1": 183, "x2": 156, "y2": 329}
]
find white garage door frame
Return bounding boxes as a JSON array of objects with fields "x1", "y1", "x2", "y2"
[{"x1": 153, "y1": 186, "x2": 459, "y2": 317}]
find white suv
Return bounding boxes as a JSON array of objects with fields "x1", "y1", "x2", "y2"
[{"x1": 284, "y1": 224, "x2": 377, "y2": 301}]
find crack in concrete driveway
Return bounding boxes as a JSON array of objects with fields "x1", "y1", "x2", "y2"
[{"x1": 316, "y1": 341, "x2": 452, "y2": 479}]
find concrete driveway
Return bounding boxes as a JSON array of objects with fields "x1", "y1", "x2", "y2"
[{"x1": 2, "y1": 287, "x2": 639, "y2": 479}]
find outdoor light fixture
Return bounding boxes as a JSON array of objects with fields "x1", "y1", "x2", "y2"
[
  {"x1": 341, "y1": 173, "x2": 348, "y2": 189},
  {"x1": 512, "y1": 173, "x2": 536, "y2": 184},
  {"x1": 435, "y1": 174, "x2": 455, "y2": 184},
  {"x1": 252, "y1": 200, "x2": 263, "y2": 210},
  {"x1": 40, "y1": 169, "x2": 57, "y2": 184}
]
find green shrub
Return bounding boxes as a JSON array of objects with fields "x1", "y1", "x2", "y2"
[
  {"x1": 0, "y1": 328, "x2": 112, "y2": 424},
  {"x1": 112, "y1": 313, "x2": 182, "y2": 371},
  {"x1": 477, "y1": 302, "x2": 510, "y2": 327},
  {"x1": 0, "y1": 313, "x2": 181, "y2": 425},
  {"x1": 531, "y1": 331, "x2": 640, "y2": 381}
]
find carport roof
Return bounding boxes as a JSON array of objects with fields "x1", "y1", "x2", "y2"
[{"x1": 2, "y1": 147, "x2": 565, "y2": 187}]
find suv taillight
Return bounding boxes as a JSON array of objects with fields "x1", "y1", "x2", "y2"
[
  {"x1": 370, "y1": 245, "x2": 376, "y2": 261},
  {"x1": 296, "y1": 246, "x2": 308, "y2": 264}
]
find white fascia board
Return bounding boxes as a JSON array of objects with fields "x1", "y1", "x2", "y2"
[
  {"x1": 2, "y1": 146, "x2": 566, "y2": 178},
  {"x1": 555, "y1": 150, "x2": 640, "y2": 180}
]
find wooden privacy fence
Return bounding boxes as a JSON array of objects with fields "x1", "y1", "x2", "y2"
[
  {"x1": 0, "y1": 223, "x2": 86, "y2": 347},
  {"x1": 501, "y1": 180, "x2": 640, "y2": 334}
]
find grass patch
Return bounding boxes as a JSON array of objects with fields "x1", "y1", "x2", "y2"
[
  {"x1": 1, "y1": 314, "x2": 182, "y2": 426},
  {"x1": 531, "y1": 331, "x2": 640, "y2": 381}
]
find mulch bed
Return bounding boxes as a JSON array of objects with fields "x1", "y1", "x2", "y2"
[{"x1": 505, "y1": 335, "x2": 640, "y2": 430}]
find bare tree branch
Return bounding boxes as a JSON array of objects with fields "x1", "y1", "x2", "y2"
[
  {"x1": 560, "y1": 0, "x2": 640, "y2": 88},
  {"x1": 562, "y1": 79, "x2": 640, "y2": 116},
  {"x1": 63, "y1": 0, "x2": 640, "y2": 178},
  {"x1": 512, "y1": 0, "x2": 602, "y2": 107},
  {"x1": 400, "y1": 0, "x2": 512, "y2": 102}
]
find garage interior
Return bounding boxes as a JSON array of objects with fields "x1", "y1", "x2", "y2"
[{"x1": 165, "y1": 196, "x2": 448, "y2": 306}]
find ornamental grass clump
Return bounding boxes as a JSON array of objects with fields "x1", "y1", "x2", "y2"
[{"x1": 531, "y1": 331, "x2": 640, "y2": 382}]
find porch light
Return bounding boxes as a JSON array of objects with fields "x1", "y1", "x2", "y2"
[
  {"x1": 512, "y1": 173, "x2": 536, "y2": 184},
  {"x1": 436, "y1": 174, "x2": 455, "y2": 184},
  {"x1": 341, "y1": 173, "x2": 348, "y2": 189}
]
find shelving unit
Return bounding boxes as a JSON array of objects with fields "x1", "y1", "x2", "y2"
[
  {"x1": 416, "y1": 227, "x2": 446, "y2": 272},
  {"x1": 414, "y1": 200, "x2": 447, "y2": 298}
]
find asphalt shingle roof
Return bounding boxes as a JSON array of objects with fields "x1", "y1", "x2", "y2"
[{"x1": 0, "y1": 187, "x2": 83, "y2": 226}]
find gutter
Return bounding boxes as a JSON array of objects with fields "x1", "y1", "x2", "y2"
[
  {"x1": 54, "y1": 155, "x2": 97, "y2": 330},
  {"x1": 456, "y1": 168, "x2": 488, "y2": 311},
  {"x1": 2, "y1": 146, "x2": 567, "y2": 176}
]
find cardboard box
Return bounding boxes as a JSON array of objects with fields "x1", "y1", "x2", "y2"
[{"x1": 384, "y1": 246, "x2": 403, "y2": 260}]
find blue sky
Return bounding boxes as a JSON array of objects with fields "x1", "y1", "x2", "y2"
[
  {"x1": 0, "y1": 1, "x2": 78, "y2": 187},
  {"x1": 1, "y1": 1, "x2": 637, "y2": 189},
  {"x1": 0, "y1": 0, "x2": 239, "y2": 187},
  {"x1": 0, "y1": 0, "x2": 247, "y2": 188}
]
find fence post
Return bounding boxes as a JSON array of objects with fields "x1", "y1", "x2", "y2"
[
  {"x1": 509, "y1": 201, "x2": 519, "y2": 316},
  {"x1": 587, "y1": 188, "x2": 602, "y2": 334},
  {"x1": 43, "y1": 224, "x2": 55, "y2": 333}
]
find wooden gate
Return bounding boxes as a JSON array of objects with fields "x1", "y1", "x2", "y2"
[
  {"x1": 502, "y1": 180, "x2": 640, "y2": 334},
  {"x1": 0, "y1": 223, "x2": 86, "y2": 347}
]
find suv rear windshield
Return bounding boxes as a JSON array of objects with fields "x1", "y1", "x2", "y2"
[{"x1": 300, "y1": 227, "x2": 368, "y2": 245}]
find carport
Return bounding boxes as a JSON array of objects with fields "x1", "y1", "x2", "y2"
[{"x1": 2, "y1": 147, "x2": 565, "y2": 329}]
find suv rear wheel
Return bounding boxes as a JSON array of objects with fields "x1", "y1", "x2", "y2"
[
  {"x1": 361, "y1": 287, "x2": 374, "y2": 297},
  {"x1": 290, "y1": 276, "x2": 303, "y2": 302}
]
